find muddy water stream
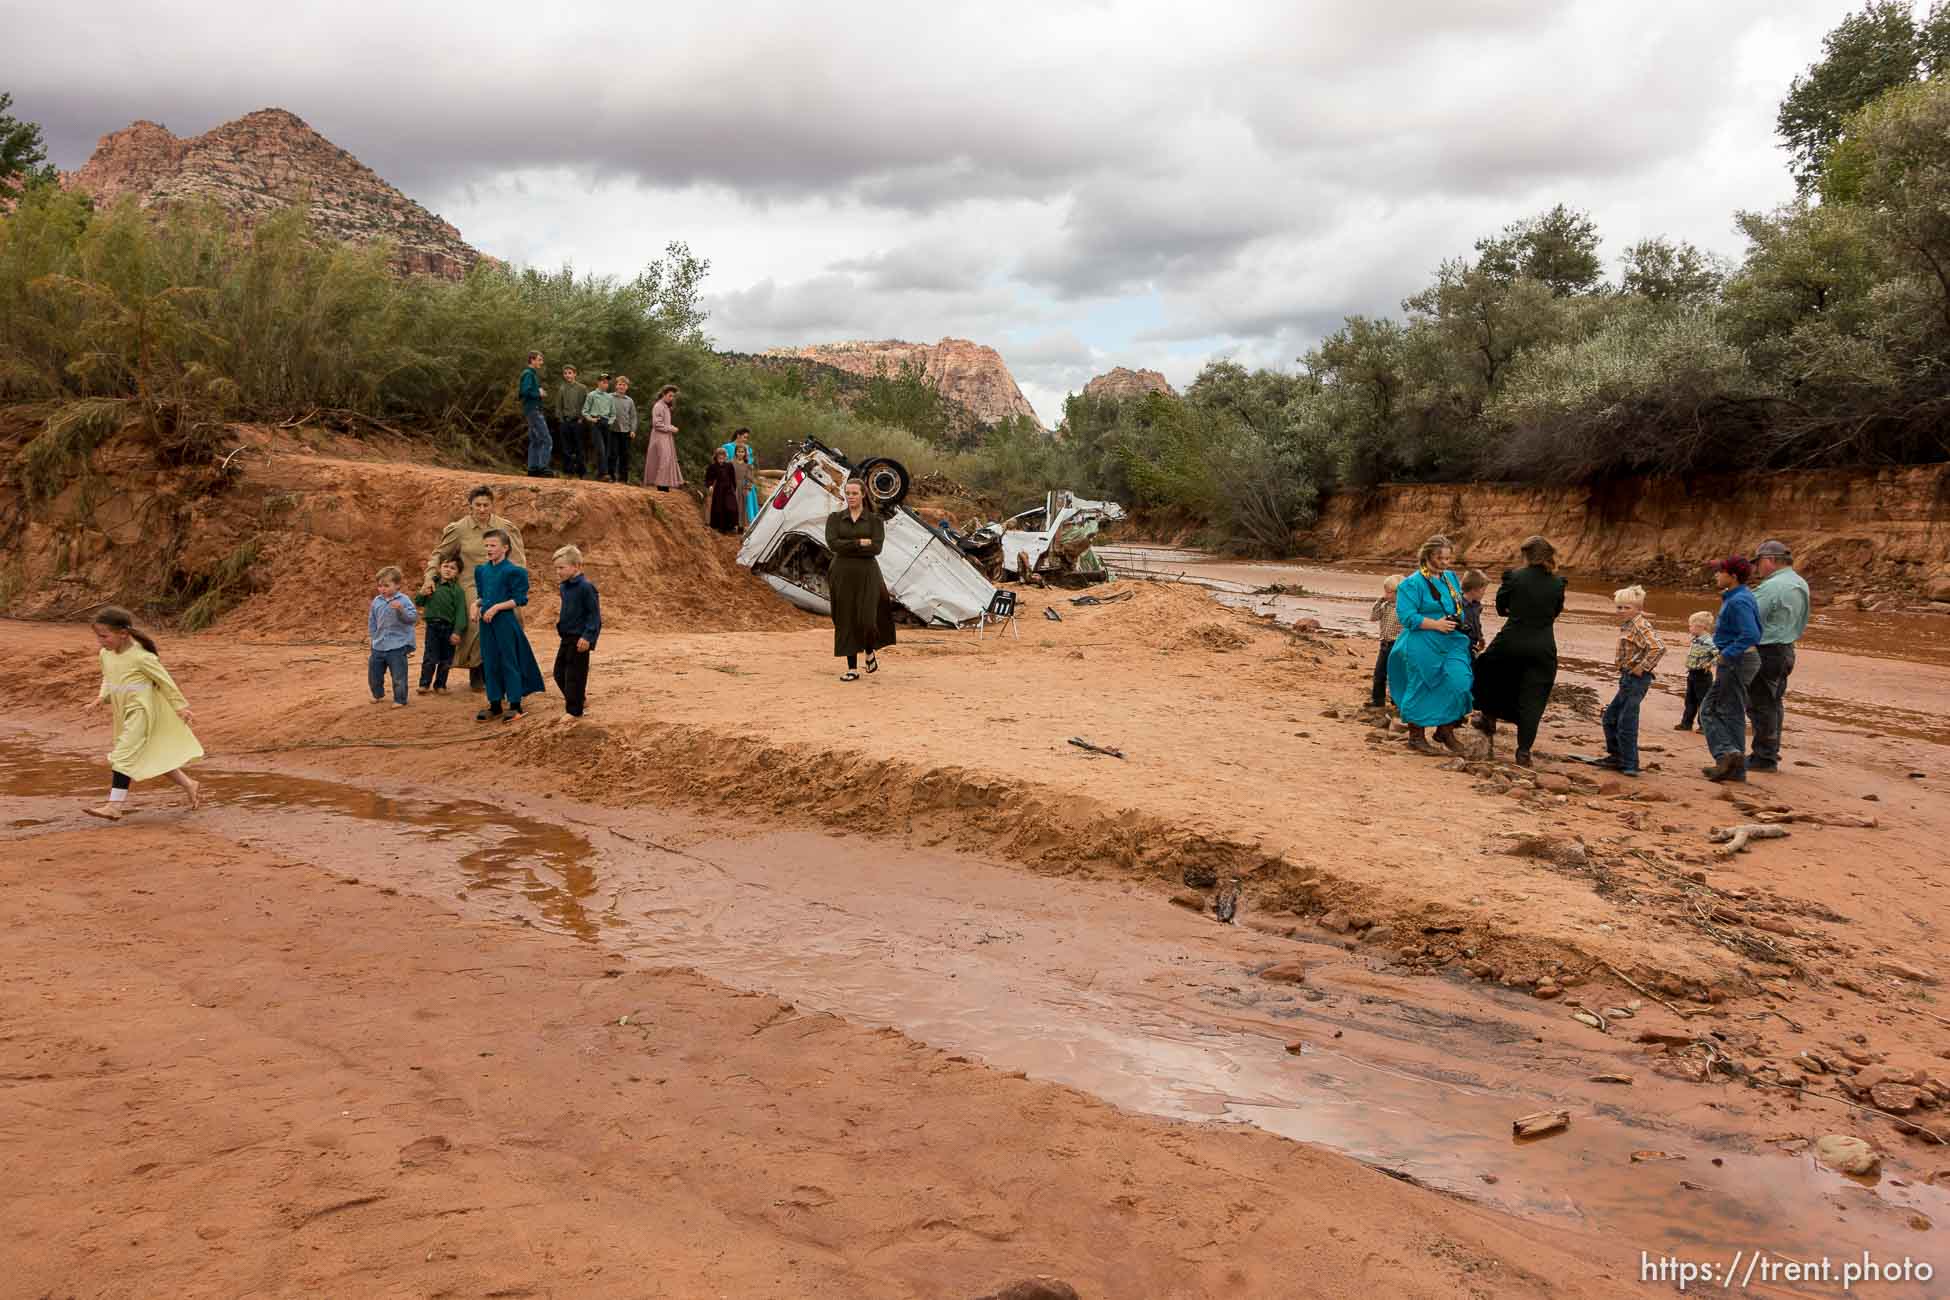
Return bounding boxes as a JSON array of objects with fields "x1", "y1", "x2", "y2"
[
  {"x1": 3, "y1": 730, "x2": 1943, "y2": 1294},
  {"x1": 1099, "y1": 545, "x2": 1950, "y2": 752}
]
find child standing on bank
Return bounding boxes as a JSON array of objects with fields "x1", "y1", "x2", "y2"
[
  {"x1": 582, "y1": 374, "x2": 616, "y2": 482},
  {"x1": 1599, "y1": 584, "x2": 1665, "y2": 777},
  {"x1": 1367, "y1": 574, "x2": 1403, "y2": 709},
  {"x1": 608, "y1": 377, "x2": 638, "y2": 485},
  {"x1": 414, "y1": 554, "x2": 468, "y2": 693},
  {"x1": 1459, "y1": 569, "x2": 1489, "y2": 655},
  {"x1": 1675, "y1": 611, "x2": 1715, "y2": 732},
  {"x1": 368, "y1": 565, "x2": 419, "y2": 706},
  {"x1": 552, "y1": 545, "x2": 602, "y2": 717},
  {"x1": 85, "y1": 606, "x2": 203, "y2": 820}
]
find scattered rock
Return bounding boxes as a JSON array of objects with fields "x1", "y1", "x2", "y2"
[
  {"x1": 1872, "y1": 1084, "x2": 1926, "y2": 1115},
  {"x1": 1361, "y1": 924, "x2": 1395, "y2": 946},
  {"x1": 1513, "y1": 1110, "x2": 1570, "y2": 1139},
  {"x1": 1533, "y1": 773, "x2": 1572, "y2": 793},
  {"x1": 1181, "y1": 866, "x2": 1218, "y2": 890},
  {"x1": 1631, "y1": 1149, "x2": 1685, "y2": 1162},
  {"x1": 1879, "y1": 958, "x2": 1939, "y2": 986},
  {"x1": 1590, "y1": 1073, "x2": 1634, "y2": 1085},
  {"x1": 1317, "y1": 909, "x2": 1352, "y2": 934},
  {"x1": 1257, "y1": 961, "x2": 1311, "y2": 985},
  {"x1": 1814, "y1": 1134, "x2": 1880, "y2": 1177},
  {"x1": 972, "y1": 1279, "x2": 1082, "y2": 1300},
  {"x1": 1633, "y1": 1021, "x2": 1698, "y2": 1047},
  {"x1": 1284, "y1": 1040, "x2": 1306, "y2": 1055},
  {"x1": 1533, "y1": 981, "x2": 1562, "y2": 1000},
  {"x1": 1291, "y1": 617, "x2": 1321, "y2": 633},
  {"x1": 1168, "y1": 892, "x2": 1206, "y2": 912}
]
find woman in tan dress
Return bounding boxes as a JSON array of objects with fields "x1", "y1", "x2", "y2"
[{"x1": 423, "y1": 484, "x2": 527, "y2": 689}]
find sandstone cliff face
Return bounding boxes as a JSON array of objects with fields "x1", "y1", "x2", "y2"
[
  {"x1": 62, "y1": 108, "x2": 482, "y2": 279},
  {"x1": 762, "y1": 338, "x2": 1041, "y2": 428},
  {"x1": 1082, "y1": 367, "x2": 1175, "y2": 400},
  {"x1": 1302, "y1": 465, "x2": 1950, "y2": 587}
]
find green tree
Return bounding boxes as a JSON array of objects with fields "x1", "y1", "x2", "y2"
[
  {"x1": 854, "y1": 357, "x2": 965, "y2": 447},
  {"x1": 1776, "y1": 1, "x2": 1950, "y2": 195},
  {"x1": 1822, "y1": 78, "x2": 1950, "y2": 329},
  {"x1": 1618, "y1": 237, "x2": 1726, "y2": 304},
  {"x1": 1474, "y1": 204, "x2": 1604, "y2": 297},
  {"x1": 0, "y1": 92, "x2": 56, "y2": 202}
]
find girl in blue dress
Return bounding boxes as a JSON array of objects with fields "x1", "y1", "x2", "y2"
[
  {"x1": 473, "y1": 528, "x2": 546, "y2": 721},
  {"x1": 1387, "y1": 534, "x2": 1474, "y2": 754}
]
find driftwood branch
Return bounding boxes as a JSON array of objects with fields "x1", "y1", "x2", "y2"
[{"x1": 1708, "y1": 824, "x2": 1790, "y2": 856}]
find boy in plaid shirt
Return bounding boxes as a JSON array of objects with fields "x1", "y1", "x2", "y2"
[
  {"x1": 1598, "y1": 584, "x2": 1664, "y2": 777},
  {"x1": 1673, "y1": 610, "x2": 1715, "y2": 732}
]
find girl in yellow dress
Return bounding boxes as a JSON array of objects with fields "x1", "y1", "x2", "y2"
[{"x1": 85, "y1": 607, "x2": 204, "y2": 821}]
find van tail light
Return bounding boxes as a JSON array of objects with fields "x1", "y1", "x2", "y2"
[{"x1": 771, "y1": 469, "x2": 805, "y2": 509}]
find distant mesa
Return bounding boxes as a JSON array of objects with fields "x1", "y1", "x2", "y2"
[
  {"x1": 60, "y1": 107, "x2": 484, "y2": 279},
  {"x1": 763, "y1": 337, "x2": 1042, "y2": 429},
  {"x1": 1082, "y1": 367, "x2": 1176, "y2": 400}
]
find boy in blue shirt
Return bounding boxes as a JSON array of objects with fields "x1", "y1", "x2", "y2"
[
  {"x1": 552, "y1": 545, "x2": 602, "y2": 717},
  {"x1": 368, "y1": 565, "x2": 420, "y2": 706}
]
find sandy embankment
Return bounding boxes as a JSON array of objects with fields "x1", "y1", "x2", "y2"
[{"x1": 7, "y1": 445, "x2": 1950, "y2": 1295}]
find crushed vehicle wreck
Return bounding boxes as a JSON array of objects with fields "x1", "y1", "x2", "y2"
[
  {"x1": 736, "y1": 438, "x2": 998, "y2": 627},
  {"x1": 955, "y1": 491, "x2": 1126, "y2": 583}
]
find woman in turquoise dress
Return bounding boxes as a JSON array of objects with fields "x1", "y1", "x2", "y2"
[
  {"x1": 473, "y1": 528, "x2": 546, "y2": 721},
  {"x1": 1387, "y1": 534, "x2": 1473, "y2": 754}
]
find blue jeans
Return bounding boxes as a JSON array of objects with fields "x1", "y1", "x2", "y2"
[
  {"x1": 368, "y1": 645, "x2": 410, "y2": 703},
  {"x1": 524, "y1": 403, "x2": 551, "y2": 470},
  {"x1": 1602, "y1": 670, "x2": 1651, "y2": 773},
  {"x1": 1702, "y1": 649, "x2": 1760, "y2": 761}
]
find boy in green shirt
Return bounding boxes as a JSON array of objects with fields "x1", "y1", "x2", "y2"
[
  {"x1": 555, "y1": 365, "x2": 590, "y2": 478},
  {"x1": 414, "y1": 555, "x2": 470, "y2": 693}
]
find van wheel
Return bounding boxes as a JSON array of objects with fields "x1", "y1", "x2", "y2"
[{"x1": 856, "y1": 457, "x2": 911, "y2": 510}]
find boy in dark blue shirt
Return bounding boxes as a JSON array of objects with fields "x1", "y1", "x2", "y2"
[
  {"x1": 552, "y1": 545, "x2": 602, "y2": 717},
  {"x1": 1703, "y1": 555, "x2": 1763, "y2": 783}
]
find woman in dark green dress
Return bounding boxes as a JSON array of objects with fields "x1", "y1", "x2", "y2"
[
  {"x1": 824, "y1": 479, "x2": 895, "y2": 681},
  {"x1": 1471, "y1": 535, "x2": 1567, "y2": 767}
]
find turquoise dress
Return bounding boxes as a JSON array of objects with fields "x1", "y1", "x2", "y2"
[
  {"x1": 474, "y1": 558, "x2": 547, "y2": 709},
  {"x1": 1387, "y1": 569, "x2": 1474, "y2": 726}
]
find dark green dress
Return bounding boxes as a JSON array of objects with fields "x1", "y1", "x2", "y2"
[
  {"x1": 825, "y1": 508, "x2": 895, "y2": 658},
  {"x1": 1473, "y1": 563, "x2": 1567, "y2": 754}
]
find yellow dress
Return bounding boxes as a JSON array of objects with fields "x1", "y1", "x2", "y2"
[{"x1": 99, "y1": 646, "x2": 204, "y2": 781}]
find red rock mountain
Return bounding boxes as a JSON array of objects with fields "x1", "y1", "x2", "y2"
[
  {"x1": 763, "y1": 338, "x2": 1042, "y2": 428},
  {"x1": 1082, "y1": 366, "x2": 1176, "y2": 400},
  {"x1": 61, "y1": 108, "x2": 483, "y2": 279}
]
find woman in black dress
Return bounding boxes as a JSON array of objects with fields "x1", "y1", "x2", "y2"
[
  {"x1": 824, "y1": 478, "x2": 895, "y2": 681},
  {"x1": 1471, "y1": 534, "x2": 1568, "y2": 767},
  {"x1": 704, "y1": 448, "x2": 740, "y2": 533}
]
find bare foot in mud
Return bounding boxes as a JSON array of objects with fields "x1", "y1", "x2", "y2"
[
  {"x1": 181, "y1": 778, "x2": 202, "y2": 811},
  {"x1": 83, "y1": 802, "x2": 124, "y2": 821}
]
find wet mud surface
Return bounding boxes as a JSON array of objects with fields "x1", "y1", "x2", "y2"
[{"x1": 6, "y1": 725, "x2": 1945, "y2": 1295}]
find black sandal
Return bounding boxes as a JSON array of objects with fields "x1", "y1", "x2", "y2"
[
  {"x1": 865, "y1": 652, "x2": 879, "y2": 674},
  {"x1": 840, "y1": 671, "x2": 860, "y2": 682}
]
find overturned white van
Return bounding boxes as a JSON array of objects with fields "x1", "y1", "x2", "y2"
[{"x1": 735, "y1": 439, "x2": 997, "y2": 627}]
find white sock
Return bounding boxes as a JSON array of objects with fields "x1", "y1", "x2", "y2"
[{"x1": 108, "y1": 787, "x2": 129, "y2": 803}]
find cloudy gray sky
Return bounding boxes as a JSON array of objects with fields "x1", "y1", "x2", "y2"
[{"x1": 10, "y1": 0, "x2": 1852, "y2": 422}]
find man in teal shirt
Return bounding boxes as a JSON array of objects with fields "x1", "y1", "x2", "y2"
[{"x1": 1747, "y1": 538, "x2": 1810, "y2": 773}]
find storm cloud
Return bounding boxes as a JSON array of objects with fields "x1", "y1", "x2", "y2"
[{"x1": 7, "y1": 0, "x2": 1844, "y2": 421}]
